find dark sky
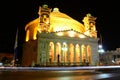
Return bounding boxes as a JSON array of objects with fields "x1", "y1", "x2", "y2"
[{"x1": 0, "y1": 0, "x2": 120, "y2": 53}]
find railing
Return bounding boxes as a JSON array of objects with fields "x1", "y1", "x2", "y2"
[{"x1": 36, "y1": 62, "x2": 89, "y2": 67}]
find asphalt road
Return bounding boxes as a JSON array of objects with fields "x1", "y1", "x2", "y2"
[{"x1": 0, "y1": 70, "x2": 120, "y2": 80}]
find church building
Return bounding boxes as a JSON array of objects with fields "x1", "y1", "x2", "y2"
[{"x1": 22, "y1": 4, "x2": 99, "y2": 66}]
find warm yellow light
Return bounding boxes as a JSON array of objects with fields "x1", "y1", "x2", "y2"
[
  {"x1": 45, "y1": 21, "x2": 49, "y2": 24},
  {"x1": 56, "y1": 32, "x2": 63, "y2": 36},
  {"x1": 68, "y1": 31, "x2": 75, "y2": 37},
  {"x1": 25, "y1": 30, "x2": 29, "y2": 42},
  {"x1": 79, "y1": 34, "x2": 85, "y2": 38},
  {"x1": 54, "y1": 25, "x2": 64, "y2": 31},
  {"x1": 33, "y1": 36, "x2": 37, "y2": 40},
  {"x1": 33, "y1": 27, "x2": 38, "y2": 40},
  {"x1": 62, "y1": 42, "x2": 68, "y2": 51},
  {"x1": 62, "y1": 47, "x2": 68, "y2": 51},
  {"x1": 50, "y1": 10, "x2": 85, "y2": 33},
  {"x1": 84, "y1": 31, "x2": 89, "y2": 36}
]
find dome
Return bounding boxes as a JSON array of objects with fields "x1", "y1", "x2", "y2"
[
  {"x1": 49, "y1": 8, "x2": 85, "y2": 33},
  {"x1": 25, "y1": 7, "x2": 85, "y2": 40}
]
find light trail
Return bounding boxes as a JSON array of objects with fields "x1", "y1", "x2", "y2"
[{"x1": 0, "y1": 66, "x2": 120, "y2": 71}]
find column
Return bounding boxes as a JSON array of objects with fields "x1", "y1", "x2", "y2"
[
  {"x1": 74, "y1": 44, "x2": 76, "y2": 65},
  {"x1": 85, "y1": 45, "x2": 89, "y2": 66},
  {"x1": 46, "y1": 41, "x2": 49, "y2": 66},
  {"x1": 54, "y1": 42, "x2": 56, "y2": 65},
  {"x1": 85, "y1": 45, "x2": 88, "y2": 62},
  {"x1": 67, "y1": 43, "x2": 70, "y2": 65},
  {"x1": 61, "y1": 44, "x2": 64, "y2": 64},
  {"x1": 80, "y1": 45, "x2": 82, "y2": 65},
  {"x1": 37, "y1": 41, "x2": 42, "y2": 65}
]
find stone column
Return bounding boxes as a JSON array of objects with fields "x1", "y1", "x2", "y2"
[
  {"x1": 37, "y1": 40, "x2": 42, "y2": 65},
  {"x1": 74, "y1": 44, "x2": 76, "y2": 65},
  {"x1": 67, "y1": 43, "x2": 70, "y2": 65},
  {"x1": 85, "y1": 45, "x2": 88, "y2": 61},
  {"x1": 46, "y1": 41, "x2": 49, "y2": 66},
  {"x1": 54, "y1": 42, "x2": 56, "y2": 65},
  {"x1": 80, "y1": 45, "x2": 82, "y2": 65},
  {"x1": 61, "y1": 43, "x2": 63, "y2": 63}
]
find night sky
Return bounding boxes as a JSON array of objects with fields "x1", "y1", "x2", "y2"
[{"x1": 0, "y1": 0, "x2": 120, "y2": 53}]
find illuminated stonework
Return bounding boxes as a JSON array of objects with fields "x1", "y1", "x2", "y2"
[
  {"x1": 22, "y1": 4, "x2": 99, "y2": 67},
  {"x1": 25, "y1": 5, "x2": 98, "y2": 42},
  {"x1": 83, "y1": 13, "x2": 97, "y2": 38}
]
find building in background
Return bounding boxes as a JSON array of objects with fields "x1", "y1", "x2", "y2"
[
  {"x1": 22, "y1": 4, "x2": 99, "y2": 67},
  {"x1": 0, "y1": 53, "x2": 14, "y2": 66},
  {"x1": 100, "y1": 48, "x2": 120, "y2": 65}
]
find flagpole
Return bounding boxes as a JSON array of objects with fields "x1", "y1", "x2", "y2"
[
  {"x1": 100, "y1": 34, "x2": 102, "y2": 45},
  {"x1": 14, "y1": 28, "x2": 18, "y2": 66}
]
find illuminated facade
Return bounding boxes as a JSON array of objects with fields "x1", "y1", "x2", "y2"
[
  {"x1": 22, "y1": 4, "x2": 99, "y2": 66},
  {"x1": 100, "y1": 48, "x2": 120, "y2": 65}
]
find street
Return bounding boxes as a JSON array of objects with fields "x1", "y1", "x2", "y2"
[{"x1": 0, "y1": 68, "x2": 120, "y2": 80}]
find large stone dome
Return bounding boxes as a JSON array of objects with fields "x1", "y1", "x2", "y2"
[
  {"x1": 49, "y1": 8, "x2": 85, "y2": 33},
  {"x1": 25, "y1": 8, "x2": 85, "y2": 33}
]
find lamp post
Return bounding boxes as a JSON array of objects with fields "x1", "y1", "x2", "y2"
[
  {"x1": 98, "y1": 45, "x2": 104, "y2": 65},
  {"x1": 62, "y1": 46, "x2": 68, "y2": 66}
]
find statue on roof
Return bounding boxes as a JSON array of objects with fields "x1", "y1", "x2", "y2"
[{"x1": 82, "y1": 13, "x2": 97, "y2": 38}]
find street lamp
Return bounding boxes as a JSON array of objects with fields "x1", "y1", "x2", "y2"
[
  {"x1": 98, "y1": 45, "x2": 105, "y2": 65},
  {"x1": 98, "y1": 45, "x2": 104, "y2": 54},
  {"x1": 62, "y1": 45, "x2": 68, "y2": 66}
]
